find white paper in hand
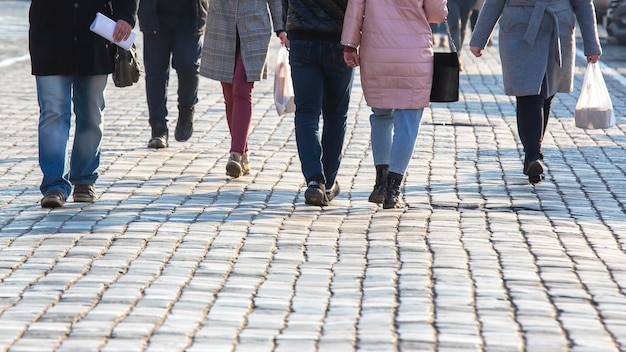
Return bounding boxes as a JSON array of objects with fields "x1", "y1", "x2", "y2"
[{"x1": 90, "y1": 12, "x2": 135, "y2": 50}]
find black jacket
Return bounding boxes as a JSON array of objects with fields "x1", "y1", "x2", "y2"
[
  {"x1": 281, "y1": 0, "x2": 348, "y2": 42},
  {"x1": 29, "y1": 0, "x2": 138, "y2": 76},
  {"x1": 138, "y1": 0, "x2": 208, "y2": 36}
]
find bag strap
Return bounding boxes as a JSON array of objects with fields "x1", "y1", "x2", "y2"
[{"x1": 444, "y1": 19, "x2": 458, "y2": 53}]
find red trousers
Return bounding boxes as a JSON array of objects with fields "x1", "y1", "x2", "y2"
[{"x1": 221, "y1": 48, "x2": 254, "y2": 154}]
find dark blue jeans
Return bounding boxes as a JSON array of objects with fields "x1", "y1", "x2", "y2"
[
  {"x1": 143, "y1": 18, "x2": 201, "y2": 126},
  {"x1": 289, "y1": 40, "x2": 354, "y2": 187}
]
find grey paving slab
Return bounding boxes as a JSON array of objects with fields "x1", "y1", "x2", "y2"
[{"x1": 2, "y1": 1, "x2": 626, "y2": 350}]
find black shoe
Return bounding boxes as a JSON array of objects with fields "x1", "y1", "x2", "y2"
[
  {"x1": 325, "y1": 181, "x2": 340, "y2": 202},
  {"x1": 305, "y1": 180, "x2": 329, "y2": 206},
  {"x1": 383, "y1": 172, "x2": 404, "y2": 209},
  {"x1": 175, "y1": 105, "x2": 194, "y2": 142},
  {"x1": 41, "y1": 190, "x2": 66, "y2": 208},
  {"x1": 73, "y1": 184, "x2": 97, "y2": 203},
  {"x1": 524, "y1": 159, "x2": 545, "y2": 184},
  {"x1": 148, "y1": 123, "x2": 168, "y2": 149},
  {"x1": 368, "y1": 164, "x2": 388, "y2": 204}
]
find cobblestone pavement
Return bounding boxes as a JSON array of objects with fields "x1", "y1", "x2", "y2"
[{"x1": 2, "y1": 3, "x2": 626, "y2": 351}]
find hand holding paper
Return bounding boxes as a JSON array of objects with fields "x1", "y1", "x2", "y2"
[{"x1": 90, "y1": 12, "x2": 135, "y2": 50}]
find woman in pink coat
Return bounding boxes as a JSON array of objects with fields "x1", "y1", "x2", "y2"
[{"x1": 342, "y1": 0, "x2": 447, "y2": 209}]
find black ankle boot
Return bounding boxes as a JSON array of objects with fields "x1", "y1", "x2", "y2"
[
  {"x1": 147, "y1": 122, "x2": 169, "y2": 149},
  {"x1": 368, "y1": 164, "x2": 388, "y2": 204},
  {"x1": 175, "y1": 105, "x2": 194, "y2": 142},
  {"x1": 383, "y1": 172, "x2": 404, "y2": 209}
]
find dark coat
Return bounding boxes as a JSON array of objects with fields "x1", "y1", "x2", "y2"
[
  {"x1": 281, "y1": 0, "x2": 348, "y2": 41},
  {"x1": 29, "y1": 0, "x2": 138, "y2": 76},
  {"x1": 138, "y1": 0, "x2": 208, "y2": 36}
]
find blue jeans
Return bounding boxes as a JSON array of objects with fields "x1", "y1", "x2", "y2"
[
  {"x1": 143, "y1": 18, "x2": 201, "y2": 126},
  {"x1": 370, "y1": 108, "x2": 424, "y2": 175},
  {"x1": 36, "y1": 75, "x2": 107, "y2": 198},
  {"x1": 289, "y1": 39, "x2": 354, "y2": 186}
]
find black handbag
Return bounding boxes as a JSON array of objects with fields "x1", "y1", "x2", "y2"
[
  {"x1": 113, "y1": 44, "x2": 141, "y2": 88},
  {"x1": 430, "y1": 20, "x2": 460, "y2": 103}
]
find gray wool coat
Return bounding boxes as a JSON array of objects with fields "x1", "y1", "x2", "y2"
[
  {"x1": 200, "y1": 0, "x2": 284, "y2": 83},
  {"x1": 469, "y1": 0, "x2": 602, "y2": 97}
]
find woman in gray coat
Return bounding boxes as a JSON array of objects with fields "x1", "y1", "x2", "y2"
[
  {"x1": 469, "y1": 0, "x2": 601, "y2": 183},
  {"x1": 200, "y1": 0, "x2": 285, "y2": 178}
]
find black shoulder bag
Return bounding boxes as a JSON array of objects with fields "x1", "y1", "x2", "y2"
[
  {"x1": 430, "y1": 20, "x2": 460, "y2": 103},
  {"x1": 113, "y1": 44, "x2": 141, "y2": 88}
]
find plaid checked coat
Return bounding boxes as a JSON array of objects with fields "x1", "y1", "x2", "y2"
[{"x1": 200, "y1": 0, "x2": 284, "y2": 83}]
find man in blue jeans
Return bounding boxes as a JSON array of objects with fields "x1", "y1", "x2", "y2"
[
  {"x1": 29, "y1": 0, "x2": 138, "y2": 208},
  {"x1": 281, "y1": 0, "x2": 354, "y2": 206},
  {"x1": 138, "y1": 0, "x2": 208, "y2": 149}
]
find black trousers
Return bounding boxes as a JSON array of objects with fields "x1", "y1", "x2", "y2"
[{"x1": 516, "y1": 88, "x2": 555, "y2": 162}]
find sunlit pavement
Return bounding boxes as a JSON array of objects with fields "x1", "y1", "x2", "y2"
[{"x1": 1, "y1": 2, "x2": 626, "y2": 351}]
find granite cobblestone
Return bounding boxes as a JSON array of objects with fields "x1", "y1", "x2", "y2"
[{"x1": 2, "y1": 4, "x2": 626, "y2": 349}]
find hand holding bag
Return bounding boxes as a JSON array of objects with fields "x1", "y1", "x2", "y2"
[
  {"x1": 430, "y1": 20, "x2": 460, "y2": 103},
  {"x1": 273, "y1": 45, "x2": 295, "y2": 116},
  {"x1": 113, "y1": 44, "x2": 141, "y2": 88},
  {"x1": 574, "y1": 62, "x2": 615, "y2": 129}
]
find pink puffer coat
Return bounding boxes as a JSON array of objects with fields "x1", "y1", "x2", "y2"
[{"x1": 341, "y1": 0, "x2": 448, "y2": 109}]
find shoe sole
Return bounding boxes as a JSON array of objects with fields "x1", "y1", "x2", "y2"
[
  {"x1": 305, "y1": 189, "x2": 328, "y2": 206},
  {"x1": 73, "y1": 196, "x2": 96, "y2": 203},
  {"x1": 368, "y1": 194, "x2": 384, "y2": 204},
  {"x1": 526, "y1": 160, "x2": 544, "y2": 184},
  {"x1": 226, "y1": 161, "x2": 243, "y2": 178},
  {"x1": 174, "y1": 128, "x2": 193, "y2": 142},
  {"x1": 147, "y1": 141, "x2": 168, "y2": 149},
  {"x1": 41, "y1": 199, "x2": 64, "y2": 208}
]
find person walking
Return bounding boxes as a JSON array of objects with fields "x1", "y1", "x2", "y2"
[
  {"x1": 342, "y1": 0, "x2": 447, "y2": 209},
  {"x1": 200, "y1": 0, "x2": 285, "y2": 179},
  {"x1": 138, "y1": 0, "x2": 208, "y2": 149},
  {"x1": 448, "y1": 0, "x2": 478, "y2": 70},
  {"x1": 469, "y1": 0, "x2": 602, "y2": 183},
  {"x1": 29, "y1": 0, "x2": 138, "y2": 208},
  {"x1": 282, "y1": 0, "x2": 354, "y2": 206}
]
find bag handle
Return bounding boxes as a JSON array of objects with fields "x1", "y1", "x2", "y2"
[{"x1": 443, "y1": 19, "x2": 458, "y2": 53}]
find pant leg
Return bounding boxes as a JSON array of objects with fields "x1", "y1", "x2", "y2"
[
  {"x1": 516, "y1": 94, "x2": 545, "y2": 161},
  {"x1": 223, "y1": 45, "x2": 254, "y2": 154},
  {"x1": 171, "y1": 22, "x2": 201, "y2": 108},
  {"x1": 369, "y1": 108, "x2": 394, "y2": 166},
  {"x1": 291, "y1": 40, "x2": 326, "y2": 183},
  {"x1": 447, "y1": 0, "x2": 462, "y2": 52},
  {"x1": 143, "y1": 28, "x2": 173, "y2": 126},
  {"x1": 389, "y1": 109, "x2": 424, "y2": 175},
  {"x1": 542, "y1": 95, "x2": 554, "y2": 140},
  {"x1": 36, "y1": 75, "x2": 73, "y2": 197},
  {"x1": 319, "y1": 41, "x2": 354, "y2": 187},
  {"x1": 458, "y1": 0, "x2": 478, "y2": 48},
  {"x1": 70, "y1": 75, "x2": 108, "y2": 186}
]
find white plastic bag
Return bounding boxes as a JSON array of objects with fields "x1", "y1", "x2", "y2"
[
  {"x1": 273, "y1": 45, "x2": 295, "y2": 116},
  {"x1": 574, "y1": 62, "x2": 615, "y2": 129}
]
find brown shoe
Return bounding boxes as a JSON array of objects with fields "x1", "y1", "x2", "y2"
[
  {"x1": 226, "y1": 152, "x2": 244, "y2": 178},
  {"x1": 241, "y1": 153, "x2": 251, "y2": 175},
  {"x1": 73, "y1": 184, "x2": 97, "y2": 203},
  {"x1": 41, "y1": 190, "x2": 66, "y2": 208}
]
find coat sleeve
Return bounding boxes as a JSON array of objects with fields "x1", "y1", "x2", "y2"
[
  {"x1": 268, "y1": 0, "x2": 285, "y2": 33},
  {"x1": 468, "y1": 0, "x2": 505, "y2": 48},
  {"x1": 423, "y1": 0, "x2": 448, "y2": 24},
  {"x1": 572, "y1": 0, "x2": 602, "y2": 55},
  {"x1": 341, "y1": 0, "x2": 365, "y2": 47},
  {"x1": 111, "y1": 0, "x2": 139, "y2": 28}
]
